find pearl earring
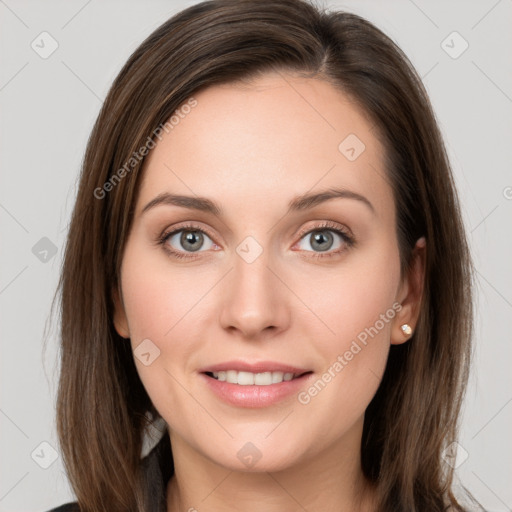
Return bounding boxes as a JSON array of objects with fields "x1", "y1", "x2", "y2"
[{"x1": 401, "y1": 324, "x2": 412, "y2": 336}]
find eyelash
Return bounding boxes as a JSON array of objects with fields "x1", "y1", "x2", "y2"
[{"x1": 157, "y1": 221, "x2": 355, "y2": 261}]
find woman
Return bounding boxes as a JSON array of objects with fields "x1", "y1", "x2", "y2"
[{"x1": 49, "y1": 0, "x2": 479, "y2": 510}]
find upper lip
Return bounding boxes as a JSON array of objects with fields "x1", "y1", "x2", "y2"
[{"x1": 199, "y1": 360, "x2": 311, "y2": 375}]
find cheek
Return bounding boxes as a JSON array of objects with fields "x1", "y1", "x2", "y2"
[
  {"x1": 119, "y1": 252, "x2": 203, "y2": 421},
  {"x1": 291, "y1": 244, "x2": 400, "y2": 421},
  {"x1": 120, "y1": 239, "x2": 212, "y2": 344},
  {"x1": 293, "y1": 239, "x2": 400, "y2": 351},
  {"x1": 119, "y1": 240, "x2": 221, "y2": 390}
]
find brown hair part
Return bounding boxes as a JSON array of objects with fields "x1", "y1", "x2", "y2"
[{"x1": 53, "y1": 0, "x2": 476, "y2": 510}]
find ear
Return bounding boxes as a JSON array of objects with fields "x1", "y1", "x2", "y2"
[
  {"x1": 391, "y1": 236, "x2": 426, "y2": 345},
  {"x1": 112, "y1": 283, "x2": 130, "y2": 339}
]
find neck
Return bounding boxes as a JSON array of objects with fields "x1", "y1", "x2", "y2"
[{"x1": 166, "y1": 418, "x2": 377, "y2": 512}]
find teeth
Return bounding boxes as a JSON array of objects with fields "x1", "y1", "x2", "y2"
[
  {"x1": 211, "y1": 370, "x2": 299, "y2": 385},
  {"x1": 272, "y1": 371, "x2": 284, "y2": 383}
]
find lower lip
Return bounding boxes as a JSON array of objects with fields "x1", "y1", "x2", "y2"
[{"x1": 200, "y1": 372, "x2": 313, "y2": 408}]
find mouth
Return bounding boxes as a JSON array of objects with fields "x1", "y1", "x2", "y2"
[
  {"x1": 198, "y1": 360, "x2": 314, "y2": 407},
  {"x1": 204, "y1": 370, "x2": 312, "y2": 386},
  {"x1": 200, "y1": 367, "x2": 314, "y2": 408}
]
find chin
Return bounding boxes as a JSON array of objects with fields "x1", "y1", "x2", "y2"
[{"x1": 202, "y1": 440, "x2": 304, "y2": 474}]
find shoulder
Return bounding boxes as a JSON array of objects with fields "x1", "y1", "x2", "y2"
[{"x1": 44, "y1": 502, "x2": 80, "y2": 512}]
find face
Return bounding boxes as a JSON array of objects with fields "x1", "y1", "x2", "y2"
[{"x1": 113, "y1": 71, "x2": 423, "y2": 472}]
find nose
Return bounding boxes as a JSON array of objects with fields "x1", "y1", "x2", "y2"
[{"x1": 219, "y1": 248, "x2": 290, "y2": 340}]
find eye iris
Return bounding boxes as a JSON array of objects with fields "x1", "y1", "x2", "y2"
[
  {"x1": 310, "y1": 230, "x2": 333, "y2": 252},
  {"x1": 181, "y1": 230, "x2": 203, "y2": 252}
]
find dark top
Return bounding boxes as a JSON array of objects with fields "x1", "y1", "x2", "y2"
[{"x1": 46, "y1": 433, "x2": 173, "y2": 512}]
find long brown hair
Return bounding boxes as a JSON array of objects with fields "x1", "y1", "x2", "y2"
[{"x1": 53, "y1": 1, "x2": 476, "y2": 510}]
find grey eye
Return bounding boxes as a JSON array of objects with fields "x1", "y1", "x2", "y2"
[
  {"x1": 167, "y1": 230, "x2": 215, "y2": 253},
  {"x1": 297, "y1": 229, "x2": 345, "y2": 253}
]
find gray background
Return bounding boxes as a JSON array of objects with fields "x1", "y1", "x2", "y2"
[{"x1": 1, "y1": 0, "x2": 511, "y2": 510}]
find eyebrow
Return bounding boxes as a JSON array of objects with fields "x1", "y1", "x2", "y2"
[{"x1": 141, "y1": 187, "x2": 375, "y2": 217}]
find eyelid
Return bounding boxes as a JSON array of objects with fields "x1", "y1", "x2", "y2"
[
  {"x1": 159, "y1": 222, "x2": 218, "y2": 245},
  {"x1": 159, "y1": 221, "x2": 350, "y2": 245},
  {"x1": 294, "y1": 220, "x2": 353, "y2": 241}
]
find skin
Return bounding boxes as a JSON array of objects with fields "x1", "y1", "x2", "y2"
[{"x1": 113, "y1": 71, "x2": 426, "y2": 512}]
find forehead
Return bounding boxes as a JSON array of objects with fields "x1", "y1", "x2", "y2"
[{"x1": 136, "y1": 72, "x2": 392, "y2": 220}]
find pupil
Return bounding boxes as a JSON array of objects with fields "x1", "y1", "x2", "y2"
[
  {"x1": 181, "y1": 231, "x2": 203, "y2": 252},
  {"x1": 311, "y1": 231, "x2": 332, "y2": 252}
]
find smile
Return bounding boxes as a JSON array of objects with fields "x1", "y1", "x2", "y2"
[{"x1": 206, "y1": 370, "x2": 305, "y2": 385}]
